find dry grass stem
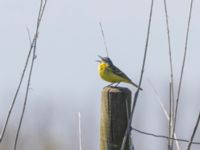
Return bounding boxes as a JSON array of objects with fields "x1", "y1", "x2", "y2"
[
  {"x1": 172, "y1": 0, "x2": 194, "y2": 149},
  {"x1": 14, "y1": 1, "x2": 47, "y2": 150},
  {"x1": 187, "y1": 112, "x2": 200, "y2": 150},
  {"x1": 99, "y1": 22, "x2": 109, "y2": 57},
  {"x1": 148, "y1": 80, "x2": 180, "y2": 150},
  {"x1": 120, "y1": 0, "x2": 154, "y2": 149},
  {"x1": 78, "y1": 112, "x2": 83, "y2": 150}
]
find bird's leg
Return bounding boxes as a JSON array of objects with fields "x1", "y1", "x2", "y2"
[
  {"x1": 114, "y1": 82, "x2": 120, "y2": 87},
  {"x1": 106, "y1": 83, "x2": 115, "y2": 87}
]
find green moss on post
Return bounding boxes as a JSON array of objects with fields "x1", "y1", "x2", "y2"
[{"x1": 100, "y1": 87, "x2": 131, "y2": 150}]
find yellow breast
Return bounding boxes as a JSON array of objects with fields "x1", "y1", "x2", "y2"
[
  {"x1": 98, "y1": 62, "x2": 108, "y2": 78},
  {"x1": 98, "y1": 62, "x2": 129, "y2": 83}
]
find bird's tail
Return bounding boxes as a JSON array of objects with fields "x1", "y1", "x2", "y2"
[{"x1": 130, "y1": 82, "x2": 143, "y2": 91}]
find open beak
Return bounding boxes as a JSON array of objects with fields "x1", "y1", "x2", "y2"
[
  {"x1": 96, "y1": 55, "x2": 104, "y2": 63},
  {"x1": 96, "y1": 60, "x2": 101, "y2": 63},
  {"x1": 98, "y1": 55, "x2": 105, "y2": 61},
  {"x1": 96, "y1": 55, "x2": 103, "y2": 63}
]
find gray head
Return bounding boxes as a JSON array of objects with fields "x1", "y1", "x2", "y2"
[{"x1": 97, "y1": 55, "x2": 113, "y2": 65}]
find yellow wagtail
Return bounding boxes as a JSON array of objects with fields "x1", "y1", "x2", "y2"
[{"x1": 97, "y1": 55, "x2": 142, "y2": 90}]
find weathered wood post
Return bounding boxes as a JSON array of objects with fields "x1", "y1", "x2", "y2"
[{"x1": 100, "y1": 87, "x2": 132, "y2": 150}]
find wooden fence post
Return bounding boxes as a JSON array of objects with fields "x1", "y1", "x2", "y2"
[{"x1": 100, "y1": 87, "x2": 132, "y2": 150}]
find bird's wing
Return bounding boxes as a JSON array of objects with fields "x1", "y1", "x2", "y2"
[{"x1": 108, "y1": 64, "x2": 132, "y2": 82}]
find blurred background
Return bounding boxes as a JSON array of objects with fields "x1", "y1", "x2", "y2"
[{"x1": 0, "y1": 0, "x2": 200, "y2": 149}]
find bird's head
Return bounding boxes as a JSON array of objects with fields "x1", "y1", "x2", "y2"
[{"x1": 97, "y1": 55, "x2": 113, "y2": 65}]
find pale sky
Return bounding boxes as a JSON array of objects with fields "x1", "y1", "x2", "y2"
[{"x1": 0, "y1": 0, "x2": 200, "y2": 149}]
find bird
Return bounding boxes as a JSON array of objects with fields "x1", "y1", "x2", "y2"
[{"x1": 97, "y1": 55, "x2": 142, "y2": 90}]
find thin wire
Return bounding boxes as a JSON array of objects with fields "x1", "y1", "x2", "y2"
[
  {"x1": 131, "y1": 127, "x2": 200, "y2": 145},
  {"x1": 99, "y1": 22, "x2": 109, "y2": 57},
  {"x1": 172, "y1": 0, "x2": 194, "y2": 148}
]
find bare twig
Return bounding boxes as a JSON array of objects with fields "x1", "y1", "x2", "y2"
[
  {"x1": 78, "y1": 112, "x2": 83, "y2": 150},
  {"x1": 13, "y1": 1, "x2": 47, "y2": 150},
  {"x1": 168, "y1": 83, "x2": 172, "y2": 150},
  {"x1": 148, "y1": 79, "x2": 180, "y2": 150},
  {"x1": 0, "y1": 0, "x2": 48, "y2": 144},
  {"x1": 187, "y1": 112, "x2": 200, "y2": 150},
  {"x1": 26, "y1": 26, "x2": 32, "y2": 45},
  {"x1": 0, "y1": 42, "x2": 33, "y2": 143},
  {"x1": 131, "y1": 127, "x2": 200, "y2": 145},
  {"x1": 163, "y1": 0, "x2": 175, "y2": 110},
  {"x1": 172, "y1": 0, "x2": 194, "y2": 148},
  {"x1": 14, "y1": 42, "x2": 36, "y2": 150},
  {"x1": 125, "y1": 98, "x2": 133, "y2": 150},
  {"x1": 120, "y1": 0, "x2": 154, "y2": 149},
  {"x1": 0, "y1": 21, "x2": 37, "y2": 145},
  {"x1": 99, "y1": 22, "x2": 109, "y2": 57},
  {"x1": 163, "y1": 1, "x2": 175, "y2": 148}
]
